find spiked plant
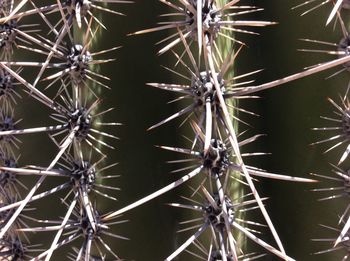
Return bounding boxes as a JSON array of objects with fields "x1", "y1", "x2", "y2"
[{"x1": 4, "y1": 1, "x2": 350, "y2": 260}]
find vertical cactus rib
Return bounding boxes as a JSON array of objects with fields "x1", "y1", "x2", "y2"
[
  {"x1": 0, "y1": 1, "x2": 129, "y2": 259},
  {"x1": 106, "y1": 1, "x2": 350, "y2": 259}
]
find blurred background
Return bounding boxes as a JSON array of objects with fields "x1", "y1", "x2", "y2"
[{"x1": 14, "y1": 0, "x2": 350, "y2": 260}]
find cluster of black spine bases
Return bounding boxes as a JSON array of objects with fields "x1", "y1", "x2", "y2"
[{"x1": 0, "y1": 1, "x2": 133, "y2": 260}]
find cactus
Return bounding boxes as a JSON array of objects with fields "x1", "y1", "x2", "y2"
[{"x1": 2, "y1": 1, "x2": 350, "y2": 260}]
